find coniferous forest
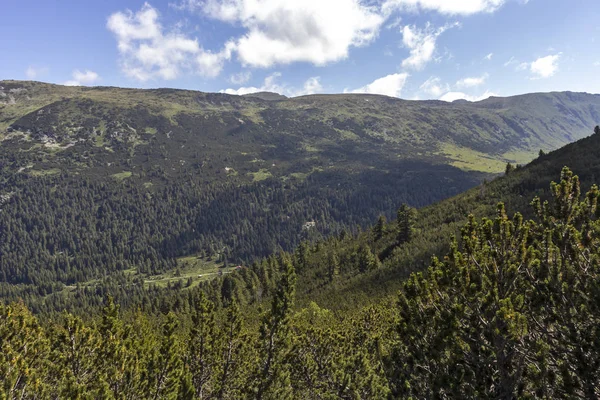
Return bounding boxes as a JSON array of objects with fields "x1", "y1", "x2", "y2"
[
  {"x1": 2, "y1": 78, "x2": 600, "y2": 398},
  {"x1": 3, "y1": 165, "x2": 600, "y2": 399}
]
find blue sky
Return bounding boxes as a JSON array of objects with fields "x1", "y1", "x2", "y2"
[{"x1": 1, "y1": 0, "x2": 599, "y2": 100}]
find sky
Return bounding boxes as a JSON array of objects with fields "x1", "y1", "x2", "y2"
[{"x1": 1, "y1": 0, "x2": 599, "y2": 101}]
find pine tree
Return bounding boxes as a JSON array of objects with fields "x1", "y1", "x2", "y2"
[
  {"x1": 530, "y1": 167, "x2": 600, "y2": 398},
  {"x1": 149, "y1": 312, "x2": 185, "y2": 400},
  {"x1": 327, "y1": 250, "x2": 340, "y2": 282},
  {"x1": 51, "y1": 313, "x2": 100, "y2": 397},
  {"x1": 396, "y1": 203, "x2": 417, "y2": 244},
  {"x1": 188, "y1": 292, "x2": 218, "y2": 398},
  {"x1": 215, "y1": 299, "x2": 247, "y2": 399},
  {"x1": 357, "y1": 244, "x2": 380, "y2": 273},
  {"x1": 0, "y1": 303, "x2": 51, "y2": 398},
  {"x1": 251, "y1": 255, "x2": 296, "y2": 399},
  {"x1": 373, "y1": 215, "x2": 387, "y2": 241}
]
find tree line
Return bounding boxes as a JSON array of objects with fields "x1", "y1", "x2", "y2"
[{"x1": 2, "y1": 168, "x2": 600, "y2": 398}]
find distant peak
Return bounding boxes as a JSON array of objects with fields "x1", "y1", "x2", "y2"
[{"x1": 242, "y1": 91, "x2": 287, "y2": 101}]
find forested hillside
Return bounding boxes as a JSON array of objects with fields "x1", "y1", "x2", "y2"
[
  {"x1": 2, "y1": 81, "x2": 600, "y2": 398},
  {"x1": 2, "y1": 81, "x2": 600, "y2": 310},
  {"x1": 3, "y1": 134, "x2": 600, "y2": 398}
]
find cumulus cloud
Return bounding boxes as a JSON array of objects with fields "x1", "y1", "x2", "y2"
[
  {"x1": 109, "y1": 0, "x2": 516, "y2": 83},
  {"x1": 107, "y1": 3, "x2": 232, "y2": 80},
  {"x1": 456, "y1": 73, "x2": 488, "y2": 88},
  {"x1": 439, "y1": 90, "x2": 496, "y2": 102},
  {"x1": 419, "y1": 76, "x2": 448, "y2": 96},
  {"x1": 230, "y1": 71, "x2": 252, "y2": 85},
  {"x1": 25, "y1": 66, "x2": 49, "y2": 80},
  {"x1": 221, "y1": 72, "x2": 283, "y2": 95},
  {"x1": 505, "y1": 54, "x2": 560, "y2": 78},
  {"x1": 383, "y1": 0, "x2": 505, "y2": 15},
  {"x1": 400, "y1": 22, "x2": 459, "y2": 70},
  {"x1": 298, "y1": 77, "x2": 324, "y2": 96},
  {"x1": 529, "y1": 54, "x2": 560, "y2": 78},
  {"x1": 190, "y1": 0, "x2": 385, "y2": 68},
  {"x1": 345, "y1": 73, "x2": 409, "y2": 97},
  {"x1": 221, "y1": 73, "x2": 323, "y2": 97},
  {"x1": 64, "y1": 69, "x2": 100, "y2": 86}
]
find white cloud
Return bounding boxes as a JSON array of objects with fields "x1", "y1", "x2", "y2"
[
  {"x1": 181, "y1": 0, "x2": 385, "y2": 68},
  {"x1": 25, "y1": 66, "x2": 49, "y2": 80},
  {"x1": 530, "y1": 54, "x2": 560, "y2": 78},
  {"x1": 297, "y1": 77, "x2": 324, "y2": 96},
  {"x1": 221, "y1": 73, "x2": 323, "y2": 97},
  {"x1": 400, "y1": 22, "x2": 459, "y2": 70},
  {"x1": 230, "y1": 71, "x2": 252, "y2": 84},
  {"x1": 456, "y1": 73, "x2": 488, "y2": 88},
  {"x1": 383, "y1": 0, "x2": 505, "y2": 15},
  {"x1": 503, "y1": 56, "x2": 517, "y2": 67},
  {"x1": 419, "y1": 76, "x2": 448, "y2": 96},
  {"x1": 107, "y1": 3, "x2": 232, "y2": 80},
  {"x1": 594, "y1": 61, "x2": 600, "y2": 67},
  {"x1": 64, "y1": 69, "x2": 100, "y2": 86},
  {"x1": 439, "y1": 90, "x2": 496, "y2": 102},
  {"x1": 345, "y1": 73, "x2": 409, "y2": 97},
  {"x1": 484, "y1": 52, "x2": 493, "y2": 60}
]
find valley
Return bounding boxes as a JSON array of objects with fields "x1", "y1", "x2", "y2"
[{"x1": 2, "y1": 80, "x2": 600, "y2": 311}]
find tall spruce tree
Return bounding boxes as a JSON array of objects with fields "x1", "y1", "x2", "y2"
[{"x1": 252, "y1": 255, "x2": 297, "y2": 399}]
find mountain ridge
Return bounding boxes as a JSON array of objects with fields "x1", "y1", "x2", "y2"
[{"x1": 2, "y1": 80, "x2": 600, "y2": 179}]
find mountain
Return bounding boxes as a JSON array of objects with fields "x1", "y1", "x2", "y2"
[
  {"x1": 242, "y1": 91, "x2": 288, "y2": 101},
  {"x1": 1, "y1": 80, "x2": 600, "y2": 311},
  {"x1": 3, "y1": 116, "x2": 600, "y2": 399},
  {"x1": 2, "y1": 81, "x2": 600, "y2": 178},
  {"x1": 295, "y1": 125, "x2": 600, "y2": 310}
]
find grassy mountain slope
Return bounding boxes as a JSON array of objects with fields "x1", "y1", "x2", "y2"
[
  {"x1": 1, "y1": 80, "x2": 600, "y2": 311},
  {"x1": 4, "y1": 131, "x2": 600, "y2": 400},
  {"x1": 2, "y1": 80, "x2": 600, "y2": 179},
  {"x1": 16, "y1": 125, "x2": 600, "y2": 315},
  {"x1": 295, "y1": 126, "x2": 600, "y2": 310}
]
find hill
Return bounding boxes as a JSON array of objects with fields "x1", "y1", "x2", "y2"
[
  {"x1": 2, "y1": 123, "x2": 600, "y2": 399},
  {"x1": 1, "y1": 80, "x2": 600, "y2": 311},
  {"x1": 2, "y1": 81, "x2": 600, "y2": 177},
  {"x1": 242, "y1": 91, "x2": 288, "y2": 101},
  {"x1": 293, "y1": 125, "x2": 600, "y2": 310}
]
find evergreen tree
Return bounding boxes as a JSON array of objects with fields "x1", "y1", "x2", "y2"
[
  {"x1": 188, "y1": 292, "x2": 218, "y2": 398},
  {"x1": 357, "y1": 244, "x2": 380, "y2": 273},
  {"x1": 396, "y1": 203, "x2": 417, "y2": 244},
  {"x1": 327, "y1": 250, "x2": 340, "y2": 282},
  {"x1": 251, "y1": 255, "x2": 297, "y2": 399},
  {"x1": 373, "y1": 215, "x2": 387, "y2": 241},
  {"x1": 149, "y1": 312, "x2": 185, "y2": 400}
]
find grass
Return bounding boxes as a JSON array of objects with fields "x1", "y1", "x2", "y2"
[
  {"x1": 57, "y1": 256, "x2": 234, "y2": 295},
  {"x1": 28, "y1": 168, "x2": 61, "y2": 176},
  {"x1": 111, "y1": 171, "x2": 132, "y2": 181},
  {"x1": 439, "y1": 143, "x2": 511, "y2": 173},
  {"x1": 248, "y1": 168, "x2": 273, "y2": 181},
  {"x1": 289, "y1": 172, "x2": 308, "y2": 180},
  {"x1": 144, "y1": 255, "x2": 237, "y2": 288},
  {"x1": 301, "y1": 143, "x2": 321, "y2": 152},
  {"x1": 502, "y1": 149, "x2": 539, "y2": 166}
]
